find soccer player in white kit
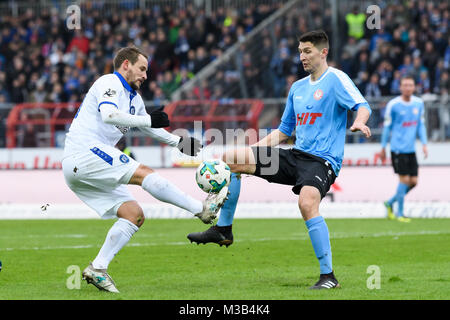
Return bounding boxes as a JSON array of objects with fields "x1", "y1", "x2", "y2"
[{"x1": 62, "y1": 47, "x2": 228, "y2": 293}]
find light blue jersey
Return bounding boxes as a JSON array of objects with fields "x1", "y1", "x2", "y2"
[
  {"x1": 381, "y1": 96, "x2": 427, "y2": 153},
  {"x1": 278, "y1": 67, "x2": 371, "y2": 176}
]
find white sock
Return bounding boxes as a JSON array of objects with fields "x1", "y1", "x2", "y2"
[
  {"x1": 92, "y1": 218, "x2": 139, "y2": 270},
  {"x1": 141, "y1": 172, "x2": 203, "y2": 214}
]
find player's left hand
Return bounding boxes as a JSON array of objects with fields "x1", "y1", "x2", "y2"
[
  {"x1": 423, "y1": 145, "x2": 428, "y2": 159},
  {"x1": 350, "y1": 122, "x2": 371, "y2": 138},
  {"x1": 177, "y1": 136, "x2": 203, "y2": 156}
]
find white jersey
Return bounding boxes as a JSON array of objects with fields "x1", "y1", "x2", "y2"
[{"x1": 64, "y1": 72, "x2": 146, "y2": 156}]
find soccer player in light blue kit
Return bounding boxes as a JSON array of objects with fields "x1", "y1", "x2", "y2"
[
  {"x1": 187, "y1": 30, "x2": 372, "y2": 289},
  {"x1": 381, "y1": 75, "x2": 428, "y2": 223}
]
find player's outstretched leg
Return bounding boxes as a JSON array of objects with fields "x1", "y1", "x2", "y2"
[
  {"x1": 188, "y1": 172, "x2": 241, "y2": 246},
  {"x1": 138, "y1": 170, "x2": 228, "y2": 224}
]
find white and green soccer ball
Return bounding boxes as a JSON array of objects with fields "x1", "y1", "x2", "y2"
[{"x1": 196, "y1": 159, "x2": 231, "y2": 193}]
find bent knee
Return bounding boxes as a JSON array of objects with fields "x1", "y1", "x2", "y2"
[{"x1": 129, "y1": 164, "x2": 155, "y2": 185}]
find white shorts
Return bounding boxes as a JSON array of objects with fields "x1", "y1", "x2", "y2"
[{"x1": 62, "y1": 143, "x2": 140, "y2": 218}]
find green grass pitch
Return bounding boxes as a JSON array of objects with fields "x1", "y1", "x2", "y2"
[{"x1": 1, "y1": 218, "x2": 450, "y2": 300}]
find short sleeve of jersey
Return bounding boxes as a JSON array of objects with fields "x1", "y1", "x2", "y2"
[
  {"x1": 95, "y1": 75, "x2": 122, "y2": 111},
  {"x1": 278, "y1": 86, "x2": 296, "y2": 136},
  {"x1": 331, "y1": 69, "x2": 371, "y2": 113}
]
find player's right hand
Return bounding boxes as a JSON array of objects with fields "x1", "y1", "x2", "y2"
[{"x1": 150, "y1": 107, "x2": 170, "y2": 128}]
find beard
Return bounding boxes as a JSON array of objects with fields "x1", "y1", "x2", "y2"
[
  {"x1": 130, "y1": 80, "x2": 140, "y2": 90},
  {"x1": 126, "y1": 70, "x2": 141, "y2": 90}
]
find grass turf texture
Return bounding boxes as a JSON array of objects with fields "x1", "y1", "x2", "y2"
[{"x1": 0, "y1": 218, "x2": 449, "y2": 300}]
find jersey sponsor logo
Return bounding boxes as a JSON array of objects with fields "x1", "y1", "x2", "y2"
[
  {"x1": 103, "y1": 89, "x2": 117, "y2": 98},
  {"x1": 313, "y1": 89, "x2": 323, "y2": 100},
  {"x1": 402, "y1": 121, "x2": 418, "y2": 127},
  {"x1": 119, "y1": 154, "x2": 129, "y2": 164},
  {"x1": 296, "y1": 112, "x2": 323, "y2": 126},
  {"x1": 115, "y1": 125, "x2": 130, "y2": 134}
]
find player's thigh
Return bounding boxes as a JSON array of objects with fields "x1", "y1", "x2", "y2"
[
  {"x1": 222, "y1": 146, "x2": 256, "y2": 174},
  {"x1": 298, "y1": 186, "x2": 322, "y2": 221},
  {"x1": 251, "y1": 147, "x2": 297, "y2": 185},
  {"x1": 66, "y1": 183, "x2": 136, "y2": 219},
  {"x1": 292, "y1": 154, "x2": 336, "y2": 199},
  {"x1": 65, "y1": 144, "x2": 140, "y2": 188}
]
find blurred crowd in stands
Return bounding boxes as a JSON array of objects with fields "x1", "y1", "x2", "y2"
[
  {"x1": 0, "y1": 0, "x2": 447, "y2": 107},
  {"x1": 0, "y1": 2, "x2": 280, "y2": 105},
  {"x1": 239, "y1": 0, "x2": 449, "y2": 100},
  {"x1": 0, "y1": 0, "x2": 449, "y2": 148}
]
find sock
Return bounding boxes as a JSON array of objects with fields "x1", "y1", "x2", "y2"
[
  {"x1": 142, "y1": 172, "x2": 203, "y2": 214},
  {"x1": 387, "y1": 193, "x2": 397, "y2": 206},
  {"x1": 306, "y1": 216, "x2": 333, "y2": 275},
  {"x1": 396, "y1": 183, "x2": 409, "y2": 217},
  {"x1": 92, "y1": 218, "x2": 139, "y2": 270},
  {"x1": 217, "y1": 173, "x2": 241, "y2": 227}
]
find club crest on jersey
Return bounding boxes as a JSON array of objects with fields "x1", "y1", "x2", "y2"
[
  {"x1": 413, "y1": 108, "x2": 419, "y2": 115},
  {"x1": 313, "y1": 89, "x2": 323, "y2": 100},
  {"x1": 119, "y1": 154, "x2": 129, "y2": 163},
  {"x1": 103, "y1": 89, "x2": 116, "y2": 98}
]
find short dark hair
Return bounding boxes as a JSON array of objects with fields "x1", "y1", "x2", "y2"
[
  {"x1": 113, "y1": 47, "x2": 148, "y2": 70},
  {"x1": 400, "y1": 75, "x2": 415, "y2": 84},
  {"x1": 298, "y1": 30, "x2": 329, "y2": 49}
]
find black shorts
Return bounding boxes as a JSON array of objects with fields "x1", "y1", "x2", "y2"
[
  {"x1": 391, "y1": 152, "x2": 418, "y2": 176},
  {"x1": 251, "y1": 147, "x2": 336, "y2": 198}
]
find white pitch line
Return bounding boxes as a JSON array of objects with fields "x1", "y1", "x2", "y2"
[
  {"x1": 0, "y1": 234, "x2": 88, "y2": 239},
  {"x1": 2, "y1": 230, "x2": 449, "y2": 251}
]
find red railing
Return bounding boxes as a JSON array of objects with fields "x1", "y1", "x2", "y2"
[{"x1": 6, "y1": 100, "x2": 264, "y2": 148}]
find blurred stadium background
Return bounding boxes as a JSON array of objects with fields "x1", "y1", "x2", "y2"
[{"x1": 0, "y1": 0, "x2": 449, "y2": 219}]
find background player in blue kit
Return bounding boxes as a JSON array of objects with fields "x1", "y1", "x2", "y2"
[
  {"x1": 381, "y1": 75, "x2": 428, "y2": 223},
  {"x1": 187, "y1": 30, "x2": 372, "y2": 289}
]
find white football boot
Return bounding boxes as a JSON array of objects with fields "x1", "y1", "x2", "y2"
[
  {"x1": 195, "y1": 187, "x2": 229, "y2": 224},
  {"x1": 82, "y1": 263, "x2": 120, "y2": 293}
]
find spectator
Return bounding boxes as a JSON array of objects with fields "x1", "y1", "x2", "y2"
[
  {"x1": 345, "y1": 6, "x2": 366, "y2": 40},
  {"x1": 417, "y1": 70, "x2": 431, "y2": 94},
  {"x1": 365, "y1": 73, "x2": 381, "y2": 98},
  {"x1": 160, "y1": 70, "x2": 178, "y2": 98},
  {"x1": 390, "y1": 70, "x2": 402, "y2": 95}
]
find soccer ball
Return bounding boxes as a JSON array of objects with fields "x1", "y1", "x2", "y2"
[{"x1": 196, "y1": 159, "x2": 231, "y2": 193}]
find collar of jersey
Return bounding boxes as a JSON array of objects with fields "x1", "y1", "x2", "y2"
[
  {"x1": 309, "y1": 67, "x2": 330, "y2": 85},
  {"x1": 114, "y1": 71, "x2": 137, "y2": 96}
]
